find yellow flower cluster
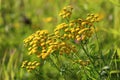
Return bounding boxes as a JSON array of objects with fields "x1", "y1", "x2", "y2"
[
  {"x1": 24, "y1": 30, "x2": 49, "y2": 56},
  {"x1": 21, "y1": 60, "x2": 40, "y2": 72},
  {"x1": 86, "y1": 14, "x2": 100, "y2": 22},
  {"x1": 59, "y1": 5, "x2": 73, "y2": 18},
  {"x1": 22, "y1": 5, "x2": 100, "y2": 72},
  {"x1": 23, "y1": 28, "x2": 77, "y2": 60},
  {"x1": 49, "y1": 41, "x2": 76, "y2": 55},
  {"x1": 54, "y1": 17, "x2": 96, "y2": 42}
]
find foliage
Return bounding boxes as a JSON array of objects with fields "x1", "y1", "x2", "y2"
[
  {"x1": 22, "y1": 6, "x2": 120, "y2": 80},
  {"x1": 0, "y1": 0, "x2": 120, "y2": 80},
  {"x1": 0, "y1": 51, "x2": 33, "y2": 80}
]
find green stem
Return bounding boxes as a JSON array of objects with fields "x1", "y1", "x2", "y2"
[
  {"x1": 93, "y1": 26, "x2": 106, "y2": 65},
  {"x1": 80, "y1": 42, "x2": 100, "y2": 77},
  {"x1": 83, "y1": 66, "x2": 97, "y2": 80},
  {"x1": 49, "y1": 56, "x2": 60, "y2": 71},
  {"x1": 49, "y1": 55, "x2": 67, "y2": 80}
]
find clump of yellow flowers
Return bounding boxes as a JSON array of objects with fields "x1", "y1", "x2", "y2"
[
  {"x1": 21, "y1": 60, "x2": 40, "y2": 72},
  {"x1": 59, "y1": 5, "x2": 73, "y2": 18},
  {"x1": 22, "y1": 5, "x2": 100, "y2": 72}
]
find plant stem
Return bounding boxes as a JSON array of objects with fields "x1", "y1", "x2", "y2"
[
  {"x1": 80, "y1": 42, "x2": 100, "y2": 77},
  {"x1": 49, "y1": 55, "x2": 67, "y2": 80},
  {"x1": 93, "y1": 26, "x2": 106, "y2": 65}
]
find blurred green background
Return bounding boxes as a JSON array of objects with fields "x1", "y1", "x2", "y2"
[{"x1": 0, "y1": 0, "x2": 120, "y2": 80}]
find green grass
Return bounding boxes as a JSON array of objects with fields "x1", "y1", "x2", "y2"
[
  {"x1": 0, "y1": 0, "x2": 120, "y2": 80},
  {"x1": 0, "y1": 50, "x2": 33, "y2": 80}
]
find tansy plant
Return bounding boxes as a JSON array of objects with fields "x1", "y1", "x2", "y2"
[{"x1": 21, "y1": 5, "x2": 112, "y2": 80}]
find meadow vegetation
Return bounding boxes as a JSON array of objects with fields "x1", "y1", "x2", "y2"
[{"x1": 0, "y1": 0, "x2": 120, "y2": 80}]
